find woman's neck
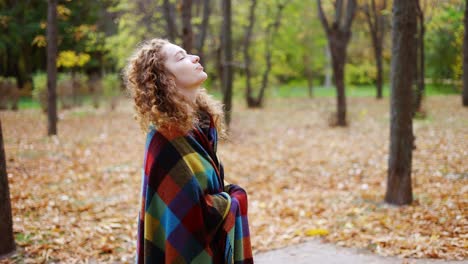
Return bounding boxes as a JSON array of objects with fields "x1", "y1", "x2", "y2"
[{"x1": 180, "y1": 86, "x2": 200, "y2": 103}]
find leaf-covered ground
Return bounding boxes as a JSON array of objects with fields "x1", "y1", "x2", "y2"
[{"x1": 1, "y1": 96, "x2": 466, "y2": 263}]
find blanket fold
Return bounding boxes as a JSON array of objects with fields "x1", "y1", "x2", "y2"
[{"x1": 136, "y1": 112, "x2": 253, "y2": 264}]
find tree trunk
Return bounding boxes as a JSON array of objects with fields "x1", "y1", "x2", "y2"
[
  {"x1": 324, "y1": 46, "x2": 332, "y2": 88},
  {"x1": 362, "y1": 0, "x2": 386, "y2": 99},
  {"x1": 376, "y1": 44, "x2": 384, "y2": 99},
  {"x1": 215, "y1": 44, "x2": 223, "y2": 92},
  {"x1": 195, "y1": 0, "x2": 210, "y2": 64},
  {"x1": 301, "y1": 3, "x2": 314, "y2": 99},
  {"x1": 413, "y1": 2, "x2": 425, "y2": 116},
  {"x1": 0, "y1": 119, "x2": 16, "y2": 258},
  {"x1": 463, "y1": 0, "x2": 468, "y2": 106},
  {"x1": 181, "y1": 0, "x2": 193, "y2": 53},
  {"x1": 47, "y1": 0, "x2": 58, "y2": 136},
  {"x1": 385, "y1": 0, "x2": 416, "y2": 206},
  {"x1": 331, "y1": 46, "x2": 347, "y2": 126},
  {"x1": 162, "y1": 0, "x2": 178, "y2": 42},
  {"x1": 418, "y1": 18, "x2": 425, "y2": 107},
  {"x1": 16, "y1": 45, "x2": 33, "y2": 91},
  {"x1": 221, "y1": 0, "x2": 233, "y2": 127},
  {"x1": 247, "y1": 2, "x2": 287, "y2": 108},
  {"x1": 71, "y1": 70, "x2": 78, "y2": 106},
  {"x1": 304, "y1": 53, "x2": 314, "y2": 98},
  {"x1": 244, "y1": 0, "x2": 257, "y2": 107},
  {"x1": 317, "y1": 0, "x2": 356, "y2": 126}
]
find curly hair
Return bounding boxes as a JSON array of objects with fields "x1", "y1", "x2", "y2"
[{"x1": 122, "y1": 38, "x2": 227, "y2": 139}]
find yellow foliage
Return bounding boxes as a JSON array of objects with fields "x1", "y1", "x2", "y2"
[
  {"x1": 32, "y1": 35, "x2": 47, "y2": 48},
  {"x1": 57, "y1": 51, "x2": 91, "y2": 68},
  {"x1": 74, "y1": 25, "x2": 96, "y2": 41},
  {"x1": 57, "y1": 5, "x2": 71, "y2": 20}
]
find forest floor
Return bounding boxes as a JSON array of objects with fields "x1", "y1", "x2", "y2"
[{"x1": 0, "y1": 95, "x2": 466, "y2": 263}]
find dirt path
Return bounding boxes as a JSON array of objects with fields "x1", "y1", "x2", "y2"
[{"x1": 254, "y1": 238, "x2": 466, "y2": 264}]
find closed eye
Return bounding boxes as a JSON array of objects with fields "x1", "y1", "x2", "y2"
[{"x1": 175, "y1": 50, "x2": 188, "y2": 61}]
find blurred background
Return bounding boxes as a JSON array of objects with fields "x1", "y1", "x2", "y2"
[
  {"x1": 0, "y1": 0, "x2": 465, "y2": 110},
  {"x1": 0, "y1": 0, "x2": 467, "y2": 263}
]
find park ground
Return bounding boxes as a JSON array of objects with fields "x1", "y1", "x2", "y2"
[{"x1": 0, "y1": 93, "x2": 466, "y2": 263}]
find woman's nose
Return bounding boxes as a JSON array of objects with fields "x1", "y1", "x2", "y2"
[{"x1": 191, "y1": 55, "x2": 200, "y2": 63}]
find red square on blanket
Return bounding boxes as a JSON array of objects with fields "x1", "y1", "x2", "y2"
[{"x1": 157, "y1": 175, "x2": 181, "y2": 204}]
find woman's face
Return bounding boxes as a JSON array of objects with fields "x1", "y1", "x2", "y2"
[{"x1": 163, "y1": 43, "x2": 207, "y2": 91}]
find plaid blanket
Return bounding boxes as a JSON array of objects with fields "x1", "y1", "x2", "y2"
[{"x1": 136, "y1": 112, "x2": 253, "y2": 263}]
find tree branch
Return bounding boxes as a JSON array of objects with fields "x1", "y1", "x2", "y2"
[
  {"x1": 335, "y1": 0, "x2": 343, "y2": 27},
  {"x1": 343, "y1": 0, "x2": 357, "y2": 32},
  {"x1": 317, "y1": 0, "x2": 330, "y2": 33}
]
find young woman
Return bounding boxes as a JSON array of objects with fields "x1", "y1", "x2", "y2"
[{"x1": 123, "y1": 38, "x2": 253, "y2": 264}]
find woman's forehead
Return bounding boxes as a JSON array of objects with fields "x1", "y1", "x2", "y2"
[{"x1": 163, "y1": 43, "x2": 184, "y2": 57}]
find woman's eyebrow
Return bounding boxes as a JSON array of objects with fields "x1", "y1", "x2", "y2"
[{"x1": 174, "y1": 50, "x2": 187, "y2": 57}]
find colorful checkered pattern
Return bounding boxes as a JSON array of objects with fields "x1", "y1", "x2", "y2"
[{"x1": 136, "y1": 112, "x2": 253, "y2": 264}]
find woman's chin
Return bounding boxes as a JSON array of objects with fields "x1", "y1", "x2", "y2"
[{"x1": 200, "y1": 72, "x2": 208, "y2": 82}]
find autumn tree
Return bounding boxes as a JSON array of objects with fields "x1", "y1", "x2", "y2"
[
  {"x1": 246, "y1": 0, "x2": 288, "y2": 108},
  {"x1": 47, "y1": 0, "x2": 58, "y2": 136},
  {"x1": 362, "y1": 0, "x2": 387, "y2": 99},
  {"x1": 194, "y1": 0, "x2": 211, "y2": 63},
  {"x1": 385, "y1": 0, "x2": 417, "y2": 205},
  {"x1": 221, "y1": 0, "x2": 233, "y2": 126},
  {"x1": 317, "y1": 0, "x2": 357, "y2": 126},
  {"x1": 463, "y1": 0, "x2": 468, "y2": 106},
  {"x1": 0, "y1": 1, "x2": 42, "y2": 91},
  {"x1": 0, "y1": 119, "x2": 15, "y2": 258}
]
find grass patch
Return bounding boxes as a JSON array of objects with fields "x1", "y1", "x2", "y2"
[
  {"x1": 18, "y1": 96, "x2": 41, "y2": 109},
  {"x1": 272, "y1": 82, "x2": 461, "y2": 98},
  {"x1": 16, "y1": 83, "x2": 461, "y2": 110}
]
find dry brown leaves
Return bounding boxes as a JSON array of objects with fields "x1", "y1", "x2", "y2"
[{"x1": 0, "y1": 96, "x2": 466, "y2": 263}]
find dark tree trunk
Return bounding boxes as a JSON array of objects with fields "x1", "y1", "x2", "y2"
[
  {"x1": 221, "y1": 0, "x2": 233, "y2": 126},
  {"x1": 317, "y1": 0, "x2": 357, "y2": 126},
  {"x1": 195, "y1": 0, "x2": 210, "y2": 64},
  {"x1": 385, "y1": 0, "x2": 417, "y2": 206},
  {"x1": 304, "y1": 53, "x2": 314, "y2": 98},
  {"x1": 376, "y1": 44, "x2": 384, "y2": 98},
  {"x1": 363, "y1": 0, "x2": 387, "y2": 99},
  {"x1": 71, "y1": 70, "x2": 78, "y2": 106},
  {"x1": 244, "y1": 0, "x2": 257, "y2": 106},
  {"x1": 181, "y1": 0, "x2": 193, "y2": 53},
  {"x1": 16, "y1": 45, "x2": 33, "y2": 91},
  {"x1": 418, "y1": 15, "x2": 425, "y2": 107},
  {"x1": 324, "y1": 46, "x2": 332, "y2": 87},
  {"x1": 330, "y1": 46, "x2": 347, "y2": 126},
  {"x1": 413, "y1": 1, "x2": 426, "y2": 116},
  {"x1": 47, "y1": 0, "x2": 58, "y2": 136},
  {"x1": 463, "y1": 0, "x2": 468, "y2": 106},
  {"x1": 163, "y1": 0, "x2": 178, "y2": 42},
  {"x1": 0, "y1": 119, "x2": 16, "y2": 258},
  {"x1": 247, "y1": 1, "x2": 287, "y2": 108},
  {"x1": 194, "y1": 0, "x2": 201, "y2": 15},
  {"x1": 216, "y1": 44, "x2": 223, "y2": 92}
]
